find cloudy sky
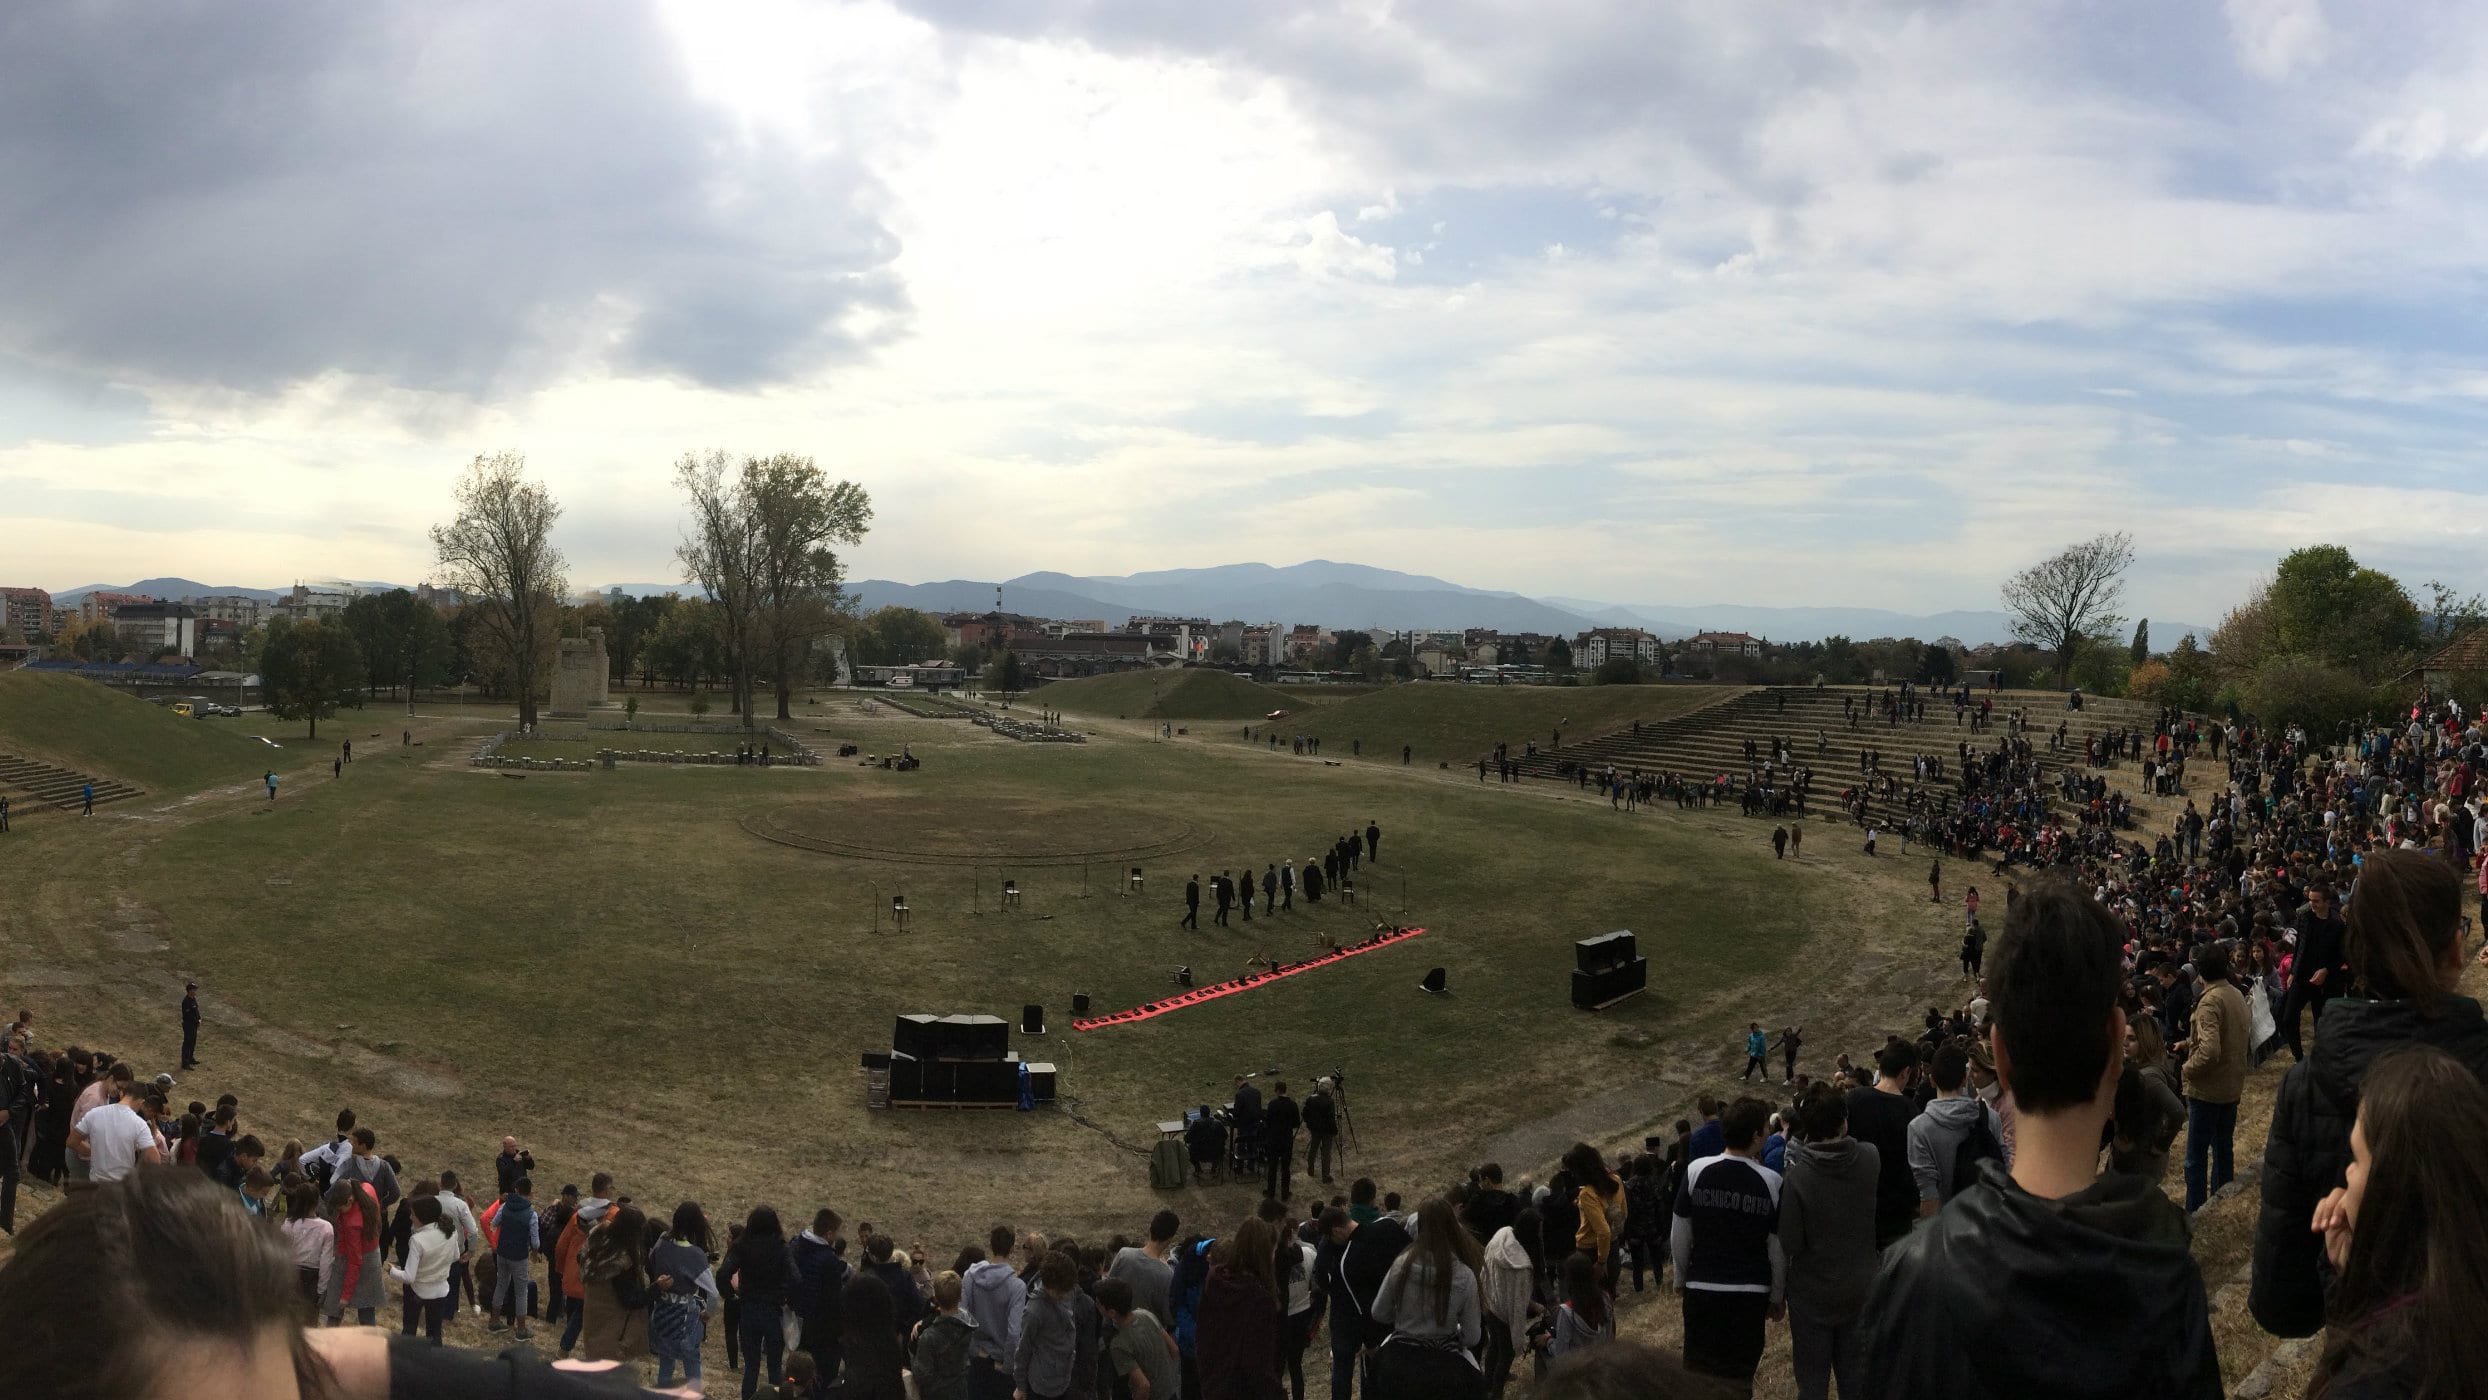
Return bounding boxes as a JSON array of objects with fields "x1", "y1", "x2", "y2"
[{"x1": 5, "y1": 0, "x2": 2486, "y2": 619}]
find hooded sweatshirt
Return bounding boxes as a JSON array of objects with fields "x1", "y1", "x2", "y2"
[
  {"x1": 1480, "y1": 1226, "x2": 1534, "y2": 1332},
  {"x1": 1778, "y1": 1137, "x2": 1880, "y2": 1321},
  {"x1": 1860, "y1": 1161, "x2": 2221, "y2": 1400},
  {"x1": 963, "y1": 1256, "x2": 1024, "y2": 1363},
  {"x1": 1906, "y1": 1094, "x2": 2003, "y2": 1206}
]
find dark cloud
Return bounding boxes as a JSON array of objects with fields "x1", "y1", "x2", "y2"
[
  {"x1": 886, "y1": 0, "x2": 1867, "y2": 194},
  {"x1": 0, "y1": 1, "x2": 903, "y2": 397}
]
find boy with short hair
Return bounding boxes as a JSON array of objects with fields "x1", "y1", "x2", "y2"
[
  {"x1": 1095, "y1": 1276, "x2": 1181, "y2": 1400},
  {"x1": 1860, "y1": 881, "x2": 2221, "y2": 1398}
]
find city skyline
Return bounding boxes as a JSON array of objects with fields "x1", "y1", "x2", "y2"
[{"x1": 7, "y1": 1, "x2": 2488, "y2": 623}]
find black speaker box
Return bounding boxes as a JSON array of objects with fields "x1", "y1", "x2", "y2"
[
  {"x1": 1072, "y1": 993, "x2": 1091, "y2": 1016},
  {"x1": 1572, "y1": 958, "x2": 1648, "y2": 1010},
  {"x1": 1027, "y1": 1062, "x2": 1058, "y2": 1102},
  {"x1": 954, "y1": 1055, "x2": 1021, "y2": 1103},
  {"x1": 1576, "y1": 930, "x2": 1638, "y2": 974},
  {"x1": 893, "y1": 1014, "x2": 942, "y2": 1060},
  {"x1": 1022, "y1": 1003, "x2": 1045, "y2": 1035},
  {"x1": 940, "y1": 1014, "x2": 1009, "y2": 1061}
]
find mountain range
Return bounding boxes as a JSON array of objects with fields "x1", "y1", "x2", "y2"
[
  {"x1": 53, "y1": 565, "x2": 2207, "y2": 648},
  {"x1": 829, "y1": 562, "x2": 2210, "y2": 648}
]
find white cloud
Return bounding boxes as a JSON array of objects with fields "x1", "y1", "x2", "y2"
[
  {"x1": 7, "y1": 0, "x2": 2488, "y2": 626},
  {"x1": 2226, "y1": 0, "x2": 2330, "y2": 81}
]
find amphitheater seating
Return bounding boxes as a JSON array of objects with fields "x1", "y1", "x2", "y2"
[
  {"x1": 1515, "y1": 686, "x2": 2169, "y2": 826},
  {"x1": 0, "y1": 752, "x2": 145, "y2": 812}
]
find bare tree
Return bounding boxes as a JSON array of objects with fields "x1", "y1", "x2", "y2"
[
  {"x1": 2001, "y1": 531, "x2": 2134, "y2": 688},
  {"x1": 675, "y1": 449, "x2": 766, "y2": 727},
  {"x1": 749, "y1": 455, "x2": 872, "y2": 720},
  {"x1": 430, "y1": 452, "x2": 567, "y2": 729}
]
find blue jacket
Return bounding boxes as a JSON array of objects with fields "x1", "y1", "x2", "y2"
[{"x1": 496, "y1": 1195, "x2": 536, "y2": 1260}]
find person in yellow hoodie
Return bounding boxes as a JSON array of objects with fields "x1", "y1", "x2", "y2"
[
  {"x1": 1561, "y1": 1143, "x2": 1625, "y2": 1283},
  {"x1": 2180, "y1": 943, "x2": 2249, "y2": 1211}
]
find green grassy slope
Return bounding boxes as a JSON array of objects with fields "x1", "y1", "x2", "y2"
[
  {"x1": 0, "y1": 671, "x2": 317, "y2": 792},
  {"x1": 1304, "y1": 681, "x2": 1741, "y2": 764},
  {"x1": 1038, "y1": 668, "x2": 1296, "y2": 720}
]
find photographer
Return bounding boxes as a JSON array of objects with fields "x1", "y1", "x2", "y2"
[{"x1": 1303, "y1": 1080, "x2": 1340, "y2": 1188}]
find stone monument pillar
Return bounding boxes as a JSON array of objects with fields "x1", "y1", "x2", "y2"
[{"x1": 549, "y1": 627, "x2": 612, "y2": 717}]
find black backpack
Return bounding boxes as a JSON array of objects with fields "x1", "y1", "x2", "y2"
[{"x1": 1949, "y1": 1108, "x2": 2005, "y2": 1197}]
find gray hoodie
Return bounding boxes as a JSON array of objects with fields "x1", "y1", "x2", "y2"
[
  {"x1": 1908, "y1": 1094, "x2": 2002, "y2": 1206},
  {"x1": 963, "y1": 1256, "x2": 1022, "y2": 1363},
  {"x1": 1780, "y1": 1137, "x2": 1881, "y2": 1320}
]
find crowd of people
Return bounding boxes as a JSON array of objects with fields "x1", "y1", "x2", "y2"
[{"x1": 7, "y1": 697, "x2": 2488, "y2": 1400}]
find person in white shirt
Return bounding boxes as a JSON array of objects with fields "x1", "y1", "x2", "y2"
[
  {"x1": 70, "y1": 1083, "x2": 160, "y2": 1182},
  {"x1": 390, "y1": 1196, "x2": 459, "y2": 1343},
  {"x1": 282, "y1": 1182, "x2": 336, "y2": 1308}
]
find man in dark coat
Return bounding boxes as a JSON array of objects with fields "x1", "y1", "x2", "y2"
[
  {"x1": 180, "y1": 983, "x2": 201, "y2": 1069},
  {"x1": 1262, "y1": 1082, "x2": 1301, "y2": 1201},
  {"x1": 1182, "y1": 876, "x2": 1200, "y2": 931},
  {"x1": 2281, "y1": 885, "x2": 2349, "y2": 1061},
  {"x1": 1365, "y1": 822, "x2": 1381, "y2": 862}
]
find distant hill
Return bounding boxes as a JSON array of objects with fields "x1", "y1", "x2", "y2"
[
  {"x1": 1536, "y1": 598, "x2": 2210, "y2": 649},
  {"x1": 51, "y1": 579, "x2": 414, "y2": 605},
  {"x1": 1039, "y1": 669, "x2": 1294, "y2": 720}
]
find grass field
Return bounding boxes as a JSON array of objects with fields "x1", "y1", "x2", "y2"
[
  {"x1": 0, "y1": 685, "x2": 1962, "y2": 1248},
  {"x1": 0, "y1": 671, "x2": 322, "y2": 792},
  {"x1": 1282, "y1": 680, "x2": 1740, "y2": 766},
  {"x1": 1039, "y1": 668, "x2": 1296, "y2": 720}
]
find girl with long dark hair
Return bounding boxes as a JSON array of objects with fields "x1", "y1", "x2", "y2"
[
  {"x1": 650, "y1": 1201, "x2": 721, "y2": 1391},
  {"x1": 2306, "y1": 1044, "x2": 2488, "y2": 1398},
  {"x1": 2252, "y1": 850, "x2": 2488, "y2": 1337},
  {"x1": 1198, "y1": 1217, "x2": 1283, "y2": 1400},
  {"x1": 834, "y1": 1271, "x2": 910, "y2": 1400},
  {"x1": 1559, "y1": 1145, "x2": 1623, "y2": 1285},
  {"x1": 1369, "y1": 1198, "x2": 1485, "y2": 1400},
  {"x1": 1539, "y1": 1252, "x2": 1612, "y2": 1362},
  {"x1": 730, "y1": 1205, "x2": 793, "y2": 1398},
  {"x1": 580, "y1": 1203, "x2": 652, "y2": 1367}
]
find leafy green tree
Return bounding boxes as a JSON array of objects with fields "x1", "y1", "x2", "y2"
[
  {"x1": 854, "y1": 607, "x2": 948, "y2": 667},
  {"x1": 1591, "y1": 656, "x2": 1643, "y2": 685},
  {"x1": 1544, "y1": 637, "x2": 1575, "y2": 676},
  {"x1": 1330, "y1": 630, "x2": 1375, "y2": 670},
  {"x1": 995, "y1": 649, "x2": 1025, "y2": 692},
  {"x1": 2130, "y1": 618, "x2": 2149, "y2": 664},
  {"x1": 261, "y1": 619, "x2": 366, "y2": 739},
  {"x1": 2266, "y1": 545, "x2": 2423, "y2": 679},
  {"x1": 646, "y1": 596, "x2": 725, "y2": 691},
  {"x1": 1916, "y1": 642, "x2": 1957, "y2": 685}
]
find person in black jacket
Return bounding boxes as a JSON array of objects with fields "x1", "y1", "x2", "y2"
[
  {"x1": 1263, "y1": 1083, "x2": 1302, "y2": 1202},
  {"x1": 1302, "y1": 1082, "x2": 1341, "y2": 1186},
  {"x1": 1183, "y1": 876, "x2": 1200, "y2": 932},
  {"x1": 1860, "y1": 879, "x2": 2221, "y2": 1400},
  {"x1": 180, "y1": 983, "x2": 201, "y2": 1070},
  {"x1": 2281, "y1": 885, "x2": 2350, "y2": 1061},
  {"x1": 2251, "y1": 850, "x2": 2488, "y2": 1337}
]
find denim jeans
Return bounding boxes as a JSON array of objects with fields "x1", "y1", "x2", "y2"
[
  {"x1": 657, "y1": 1353, "x2": 704, "y2": 1389},
  {"x1": 2185, "y1": 1097, "x2": 2238, "y2": 1211},
  {"x1": 1329, "y1": 1328, "x2": 1357, "y2": 1400},
  {"x1": 741, "y1": 1307, "x2": 785, "y2": 1399},
  {"x1": 490, "y1": 1257, "x2": 530, "y2": 1322},
  {"x1": 1787, "y1": 1304, "x2": 1862, "y2": 1400},
  {"x1": 559, "y1": 1296, "x2": 585, "y2": 1354}
]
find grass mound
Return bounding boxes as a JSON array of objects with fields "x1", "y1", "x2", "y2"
[
  {"x1": 0, "y1": 671, "x2": 308, "y2": 792},
  {"x1": 1312, "y1": 681, "x2": 1739, "y2": 764},
  {"x1": 1039, "y1": 668, "x2": 1296, "y2": 720}
]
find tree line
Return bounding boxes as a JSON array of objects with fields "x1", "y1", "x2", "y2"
[{"x1": 249, "y1": 451, "x2": 873, "y2": 736}]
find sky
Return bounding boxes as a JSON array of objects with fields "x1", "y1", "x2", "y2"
[{"x1": 5, "y1": 0, "x2": 2487, "y2": 620}]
